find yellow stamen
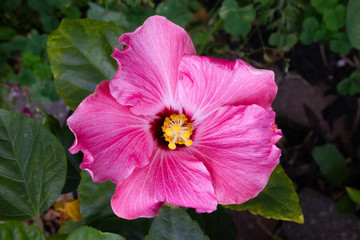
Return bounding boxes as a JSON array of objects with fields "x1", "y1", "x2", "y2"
[
  {"x1": 183, "y1": 131, "x2": 190, "y2": 139},
  {"x1": 168, "y1": 142, "x2": 176, "y2": 150},
  {"x1": 165, "y1": 128, "x2": 173, "y2": 136},
  {"x1": 162, "y1": 114, "x2": 194, "y2": 149},
  {"x1": 271, "y1": 123, "x2": 278, "y2": 130}
]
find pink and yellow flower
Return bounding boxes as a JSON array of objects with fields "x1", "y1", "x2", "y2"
[{"x1": 67, "y1": 16, "x2": 282, "y2": 220}]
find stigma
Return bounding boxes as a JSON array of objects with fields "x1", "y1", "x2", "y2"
[{"x1": 161, "y1": 114, "x2": 193, "y2": 150}]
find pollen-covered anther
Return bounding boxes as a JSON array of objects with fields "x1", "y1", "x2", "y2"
[
  {"x1": 165, "y1": 128, "x2": 173, "y2": 136},
  {"x1": 270, "y1": 123, "x2": 278, "y2": 130},
  {"x1": 161, "y1": 114, "x2": 193, "y2": 150}
]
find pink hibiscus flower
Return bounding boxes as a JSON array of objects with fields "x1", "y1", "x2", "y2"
[{"x1": 68, "y1": 16, "x2": 282, "y2": 220}]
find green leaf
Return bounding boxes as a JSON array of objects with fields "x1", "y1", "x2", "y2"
[
  {"x1": 120, "y1": 7, "x2": 154, "y2": 31},
  {"x1": 187, "y1": 206, "x2": 236, "y2": 240},
  {"x1": 310, "y1": 0, "x2": 338, "y2": 14},
  {"x1": 269, "y1": 32, "x2": 280, "y2": 46},
  {"x1": 56, "y1": 127, "x2": 82, "y2": 194},
  {"x1": 219, "y1": 0, "x2": 238, "y2": 18},
  {"x1": 238, "y1": 4, "x2": 256, "y2": 24},
  {"x1": 315, "y1": 25, "x2": 331, "y2": 43},
  {"x1": 88, "y1": 215, "x2": 152, "y2": 240},
  {"x1": 156, "y1": 0, "x2": 194, "y2": 28},
  {"x1": 219, "y1": 1, "x2": 255, "y2": 37},
  {"x1": 78, "y1": 171, "x2": 152, "y2": 239},
  {"x1": 47, "y1": 19, "x2": 125, "y2": 110},
  {"x1": 40, "y1": 82, "x2": 60, "y2": 102},
  {"x1": 17, "y1": 68, "x2": 37, "y2": 86},
  {"x1": 0, "y1": 66, "x2": 14, "y2": 109},
  {"x1": 145, "y1": 205, "x2": 208, "y2": 240},
  {"x1": 21, "y1": 52, "x2": 42, "y2": 69},
  {"x1": 13, "y1": 31, "x2": 48, "y2": 56},
  {"x1": 47, "y1": 234, "x2": 67, "y2": 240},
  {"x1": 87, "y1": 2, "x2": 126, "y2": 26},
  {"x1": 67, "y1": 226, "x2": 125, "y2": 240},
  {"x1": 33, "y1": 63, "x2": 52, "y2": 80},
  {"x1": 329, "y1": 32, "x2": 351, "y2": 55},
  {"x1": 311, "y1": 144, "x2": 349, "y2": 186},
  {"x1": 335, "y1": 196, "x2": 356, "y2": 214},
  {"x1": 46, "y1": 234, "x2": 67, "y2": 240},
  {"x1": 337, "y1": 70, "x2": 360, "y2": 96},
  {"x1": 78, "y1": 171, "x2": 116, "y2": 221},
  {"x1": 269, "y1": 32, "x2": 297, "y2": 51},
  {"x1": 285, "y1": 33, "x2": 298, "y2": 51},
  {"x1": 223, "y1": 164, "x2": 304, "y2": 224},
  {"x1": 0, "y1": 26, "x2": 16, "y2": 41},
  {"x1": 347, "y1": 0, "x2": 360, "y2": 48},
  {"x1": 58, "y1": 219, "x2": 84, "y2": 235},
  {"x1": 0, "y1": 221, "x2": 45, "y2": 240},
  {"x1": 0, "y1": 43, "x2": 14, "y2": 70},
  {"x1": 346, "y1": 187, "x2": 360, "y2": 204},
  {"x1": 27, "y1": 0, "x2": 52, "y2": 13},
  {"x1": 323, "y1": 4, "x2": 346, "y2": 31},
  {"x1": 62, "y1": 6, "x2": 82, "y2": 19},
  {"x1": 0, "y1": 109, "x2": 67, "y2": 220},
  {"x1": 0, "y1": 0, "x2": 20, "y2": 12},
  {"x1": 123, "y1": 0, "x2": 142, "y2": 7},
  {"x1": 300, "y1": 17, "x2": 319, "y2": 45},
  {"x1": 48, "y1": 0, "x2": 71, "y2": 10},
  {"x1": 40, "y1": 13, "x2": 60, "y2": 33}
]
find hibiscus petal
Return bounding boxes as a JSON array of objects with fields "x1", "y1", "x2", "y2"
[
  {"x1": 189, "y1": 105, "x2": 282, "y2": 204},
  {"x1": 111, "y1": 148, "x2": 217, "y2": 219},
  {"x1": 110, "y1": 16, "x2": 196, "y2": 116},
  {"x1": 67, "y1": 80, "x2": 154, "y2": 183},
  {"x1": 178, "y1": 55, "x2": 277, "y2": 121}
]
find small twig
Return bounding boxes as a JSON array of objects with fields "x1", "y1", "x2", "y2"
[
  {"x1": 245, "y1": 47, "x2": 277, "y2": 57},
  {"x1": 286, "y1": 131, "x2": 314, "y2": 151},
  {"x1": 256, "y1": 24, "x2": 265, "y2": 54},
  {"x1": 352, "y1": 98, "x2": 360, "y2": 133},
  {"x1": 343, "y1": 57, "x2": 356, "y2": 67},
  {"x1": 198, "y1": 18, "x2": 222, "y2": 55},
  {"x1": 320, "y1": 45, "x2": 328, "y2": 66},
  {"x1": 354, "y1": 52, "x2": 359, "y2": 70},
  {"x1": 256, "y1": 218, "x2": 281, "y2": 239}
]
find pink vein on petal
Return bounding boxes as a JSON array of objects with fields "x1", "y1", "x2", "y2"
[
  {"x1": 67, "y1": 80, "x2": 154, "y2": 184},
  {"x1": 110, "y1": 16, "x2": 196, "y2": 116},
  {"x1": 111, "y1": 148, "x2": 217, "y2": 219},
  {"x1": 178, "y1": 55, "x2": 277, "y2": 122},
  {"x1": 189, "y1": 105, "x2": 282, "y2": 204}
]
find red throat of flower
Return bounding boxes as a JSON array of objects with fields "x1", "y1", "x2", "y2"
[{"x1": 161, "y1": 114, "x2": 193, "y2": 150}]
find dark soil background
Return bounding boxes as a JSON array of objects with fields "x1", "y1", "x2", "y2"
[{"x1": 230, "y1": 43, "x2": 360, "y2": 239}]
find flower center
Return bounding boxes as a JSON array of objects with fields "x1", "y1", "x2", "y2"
[{"x1": 161, "y1": 114, "x2": 193, "y2": 150}]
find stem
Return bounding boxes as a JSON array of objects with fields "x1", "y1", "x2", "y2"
[
  {"x1": 207, "y1": 1, "x2": 222, "y2": 20},
  {"x1": 256, "y1": 218, "x2": 278, "y2": 239},
  {"x1": 354, "y1": 51, "x2": 359, "y2": 70},
  {"x1": 34, "y1": 215, "x2": 44, "y2": 232},
  {"x1": 245, "y1": 47, "x2": 276, "y2": 57},
  {"x1": 105, "y1": 0, "x2": 109, "y2": 11},
  {"x1": 320, "y1": 44, "x2": 328, "y2": 66},
  {"x1": 198, "y1": 18, "x2": 222, "y2": 55},
  {"x1": 256, "y1": 24, "x2": 265, "y2": 52}
]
